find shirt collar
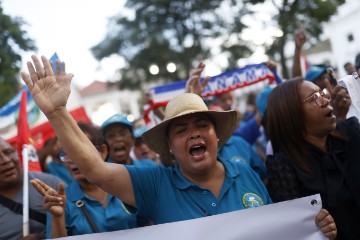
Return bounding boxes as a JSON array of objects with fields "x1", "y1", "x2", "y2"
[
  {"x1": 67, "y1": 181, "x2": 86, "y2": 202},
  {"x1": 172, "y1": 157, "x2": 239, "y2": 190}
]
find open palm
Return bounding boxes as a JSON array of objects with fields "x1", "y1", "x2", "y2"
[{"x1": 20, "y1": 55, "x2": 73, "y2": 118}]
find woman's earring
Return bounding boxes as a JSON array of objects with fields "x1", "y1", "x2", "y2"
[
  {"x1": 217, "y1": 139, "x2": 219, "y2": 142},
  {"x1": 169, "y1": 149, "x2": 172, "y2": 153}
]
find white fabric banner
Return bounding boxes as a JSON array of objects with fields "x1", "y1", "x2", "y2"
[{"x1": 58, "y1": 194, "x2": 325, "y2": 240}]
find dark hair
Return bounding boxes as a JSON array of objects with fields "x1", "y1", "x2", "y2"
[
  {"x1": 355, "y1": 53, "x2": 360, "y2": 69},
  {"x1": 265, "y1": 77, "x2": 310, "y2": 171},
  {"x1": 343, "y1": 62, "x2": 352, "y2": 68},
  {"x1": 77, "y1": 122, "x2": 105, "y2": 150}
]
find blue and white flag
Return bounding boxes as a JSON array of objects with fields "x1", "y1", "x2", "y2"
[{"x1": 144, "y1": 63, "x2": 281, "y2": 125}]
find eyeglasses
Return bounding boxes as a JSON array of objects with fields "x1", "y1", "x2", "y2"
[
  {"x1": 302, "y1": 88, "x2": 331, "y2": 107},
  {"x1": 58, "y1": 152, "x2": 70, "y2": 162}
]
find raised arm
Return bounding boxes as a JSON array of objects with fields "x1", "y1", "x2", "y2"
[
  {"x1": 292, "y1": 28, "x2": 306, "y2": 78},
  {"x1": 185, "y1": 61, "x2": 211, "y2": 96},
  {"x1": 21, "y1": 56, "x2": 135, "y2": 207}
]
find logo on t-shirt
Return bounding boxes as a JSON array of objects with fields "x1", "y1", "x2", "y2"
[
  {"x1": 230, "y1": 155, "x2": 247, "y2": 164},
  {"x1": 242, "y1": 193, "x2": 264, "y2": 208}
]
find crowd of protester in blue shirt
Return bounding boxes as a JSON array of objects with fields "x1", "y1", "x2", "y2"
[{"x1": 1, "y1": 29, "x2": 360, "y2": 240}]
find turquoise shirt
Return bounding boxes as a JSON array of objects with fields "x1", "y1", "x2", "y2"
[
  {"x1": 46, "y1": 180, "x2": 138, "y2": 237},
  {"x1": 218, "y1": 136, "x2": 268, "y2": 180},
  {"x1": 125, "y1": 158, "x2": 272, "y2": 225},
  {"x1": 47, "y1": 161, "x2": 73, "y2": 185},
  {"x1": 108, "y1": 157, "x2": 158, "y2": 167}
]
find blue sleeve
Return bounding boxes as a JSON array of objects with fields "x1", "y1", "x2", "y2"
[
  {"x1": 233, "y1": 117, "x2": 260, "y2": 145},
  {"x1": 125, "y1": 166, "x2": 162, "y2": 218},
  {"x1": 249, "y1": 147, "x2": 268, "y2": 180}
]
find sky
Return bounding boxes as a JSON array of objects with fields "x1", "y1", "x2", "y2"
[
  {"x1": 2, "y1": 0, "x2": 283, "y2": 90},
  {"x1": 2, "y1": 0, "x2": 126, "y2": 88}
]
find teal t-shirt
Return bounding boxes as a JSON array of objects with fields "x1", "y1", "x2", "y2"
[{"x1": 125, "y1": 158, "x2": 272, "y2": 224}]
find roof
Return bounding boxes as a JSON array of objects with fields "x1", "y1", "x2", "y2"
[{"x1": 305, "y1": 39, "x2": 332, "y2": 55}]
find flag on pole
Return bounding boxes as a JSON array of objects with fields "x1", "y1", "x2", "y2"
[{"x1": 17, "y1": 90, "x2": 42, "y2": 172}]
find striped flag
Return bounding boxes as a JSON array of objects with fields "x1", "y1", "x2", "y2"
[{"x1": 144, "y1": 63, "x2": 281, "y2": 126}]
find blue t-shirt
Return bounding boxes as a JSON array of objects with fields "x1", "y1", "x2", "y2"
[
  {"x1": 125, "y1": 159, "x2": 272, "y2": 225},
  {"x1": 233, "y1": 116, "x2": 260, "y2": 145},
  {"x1": 108, "y1": 157, "x2": 157, "y2": 167},
  {"x1": 132, "y1": 158, "x2": 158, "y2": 167},
  {"x1": 47, "y1": 161, "x2": 73, "y2": 185},
  {"x1": 46, "y1": 181, "x2": 138, "y2": 237},
  {"x1": 218, "y1": 136, "x2": 268, "y2": 180}
]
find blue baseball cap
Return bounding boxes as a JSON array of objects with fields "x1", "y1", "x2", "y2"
[
  {"x1": 101, "y1": 114, "x2": 133, "y2": 133},
  {"x1": 304, "y1": 66, "x2": 327, "y2": 82},
  {"x1": 133, "y1": 127, "x2": 148, "y2": 139},
  {"x1": 256, "y1": 85, "x2": 275, "y2": 117}
]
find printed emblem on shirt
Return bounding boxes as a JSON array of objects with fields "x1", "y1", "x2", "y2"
[
  {"x1": 242, "y1": 192, "x2": 264, "y2": 208},
  {"x1": 230, "y1": 155, "x2": 247, "y2": 164}
]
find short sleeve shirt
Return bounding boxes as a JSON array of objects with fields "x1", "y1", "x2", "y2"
[
  {"x1": 125, "y1": 159, "x2": 271, "y2": 224},
  {"x1": 218, "y1": 136, "x2": 268, "y2": 180},
  {"x1": 46, "y1": 180, "x2": 138, "y2": 237}
]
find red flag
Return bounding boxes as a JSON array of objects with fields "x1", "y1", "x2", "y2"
[
  {"x1": 17, "y1": 90, "x2": 42, "y2": 172},
  {"x1": 301, "y1": 52, "x2": 310, "y2": 73}
]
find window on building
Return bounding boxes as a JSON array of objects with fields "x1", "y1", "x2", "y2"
[{"x1": 347, "y1": 33, "x2": 354, "y2": 42}]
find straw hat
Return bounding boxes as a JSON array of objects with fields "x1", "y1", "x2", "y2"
[{"x1": 142, "y1": 93, "x2": 237, "y2": 154}]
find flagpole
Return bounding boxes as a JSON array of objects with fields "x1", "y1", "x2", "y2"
[{"x1": 22, "y1": 144, "x2": 30, "y2": 237}]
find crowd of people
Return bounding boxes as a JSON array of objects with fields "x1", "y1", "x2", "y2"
[{"x1": 1, "y1": 29, "x2": 360, "y2": 240}]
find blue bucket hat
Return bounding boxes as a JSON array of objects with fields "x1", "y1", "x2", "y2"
[
  {"x1": 133, "y1": 127, "x2": 148, "y2": 139},
  {"x1": 256, "y1": 85, "x2": 275, "y2": 117},
  {"x1": 304, "y1": 66, "x2": 327, "y2": 82},
  {"x1": 101, "y1": 114, "x2": 133, "y2": 133}
]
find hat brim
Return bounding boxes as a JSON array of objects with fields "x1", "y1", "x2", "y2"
[{"x1": 142, "y1": 110, "x2": 237, "y2": 155}]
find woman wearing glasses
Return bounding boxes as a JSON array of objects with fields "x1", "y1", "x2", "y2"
[
  {"x1": 265, "y1": 77, "x2": 360, "y2": 240},
  {"x1": 31, "y1": 123, "x2": 141, "y2": 238}
]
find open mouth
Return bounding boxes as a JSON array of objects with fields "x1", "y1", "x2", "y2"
[
  {"x1": 114, "y1": 145, "x2": 126, "y2": 152},
  {"x1": 326, "y1": 110, "x2": 335, "y2": 118},
  {"x1": 189, "y1": 144, "x2": 206, "y2": 157},
  {"x1": 1, "y1": 167, "x2": 14, "y2": 174}
]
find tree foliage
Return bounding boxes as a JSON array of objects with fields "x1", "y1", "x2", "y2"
[
  {"x1": 245, "y1": 0, "x2": 345, "y2": 78},
  {"x1": 92, "y1": 0, "x2": 253, "y2": 89},
  {"x1": 92, "y1": 0, "x2": 345, "y2": 85},
  {"x1": 0, "y1": 3, "x2": 36, "y2": 107}
]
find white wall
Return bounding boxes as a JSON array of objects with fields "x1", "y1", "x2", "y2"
[
  {"x1": 326, "y1": 0, "x2": 360, "y2": 78},
  {"x1": 81, "y1": 90, "x2": 141, "y2": 126}
]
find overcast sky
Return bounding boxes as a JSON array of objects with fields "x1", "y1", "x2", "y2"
[{"x1": 2, "y1": 0, "x2": 127, "y2": 88}]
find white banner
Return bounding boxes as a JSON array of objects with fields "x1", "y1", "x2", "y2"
[{"x1": 58, "y1": 194, "x2": 326, "y2": 240}]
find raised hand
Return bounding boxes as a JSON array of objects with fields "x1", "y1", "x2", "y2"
[
  {"x1": 31, "y1": 179, "x2": 66, "y2": 218},
  {"x1": 185, "y1": 61, "x2": 211, "y2": 96},
  {"x1": 20, "y1": 55, "x2": 74, "y2": 118},
  {"x1": 294, "y1": 28, "x2": 306, "y2": 50}
]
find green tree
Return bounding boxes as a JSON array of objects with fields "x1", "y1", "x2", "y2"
[
  {"x1": 92, "y1": 0, "x2": 253, "y2": 89},
  {"x1": 245, "y1": 0, "x2": 345, "y2": 79},
  {"x1": 0, "y1": 3, "x2": 36, "y2": 107}
]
